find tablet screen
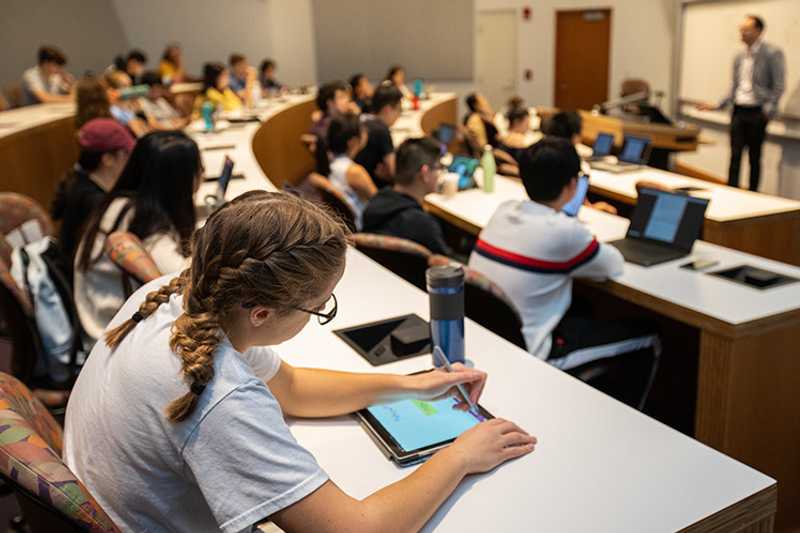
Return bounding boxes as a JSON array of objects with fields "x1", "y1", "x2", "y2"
[
  {"x1": 366, "y1": 396, "x2": 488, "y2": 453},
  {"x1": 562, "y1": 175, "x2": 589, "y2": 217}
]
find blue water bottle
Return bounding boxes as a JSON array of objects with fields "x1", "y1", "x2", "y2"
[
  {"x1": 427, "y1": 265, "x2": 465, "y2": 366},
  {"x1": 413, "y1": 79, "x2": 423, "y2": 98},
  {"x1": 201, "y1": 101, "x2": 215, "y2": 132}
]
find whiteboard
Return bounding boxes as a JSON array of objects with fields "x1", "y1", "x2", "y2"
[{"x1": 679, "y1": 0, "x2": 800, "y2": 116}]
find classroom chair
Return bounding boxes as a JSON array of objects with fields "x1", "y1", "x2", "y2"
[
  {"x1": 306, "y1": 173, "x2": 358, "y2": 232},
  {"x1": 105, "y1": 232, "x2": 163, "y2": 298},
  {"x1": 352, "y1": 234, "x2": 432, "y2": 290},
  {"x1": 0, "y1": 372, "x2": 120, "y2": 532},
  {"x1": 1, "y1": 83, "x2": 23, "y2": 109}
]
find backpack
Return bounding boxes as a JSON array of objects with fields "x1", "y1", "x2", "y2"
[{"x1": 10, "y1": 237, "x2": 85, "y2": 386}]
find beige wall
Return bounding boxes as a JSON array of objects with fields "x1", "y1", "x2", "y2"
[
  {"x1": 475, "y1": 0, "x2": 677, "y2": 110},
  {"x1": 0, "y1": 0, "x2": 128, "y2": 92}
]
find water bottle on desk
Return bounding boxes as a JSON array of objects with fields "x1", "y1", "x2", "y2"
[
  {"x1": 201, "y1": 101, "x2": 215, "y2": 132},
  {"x1": 427, "y1": 265, "x2": 465, "y2": 366},
  {"x1": 481, "y1": 145, "x2": 496, "y2": 193}
]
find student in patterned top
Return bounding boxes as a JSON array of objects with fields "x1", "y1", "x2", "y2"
[{"x1": 65, "y1": 191, "x2": 535, "y2": 532}]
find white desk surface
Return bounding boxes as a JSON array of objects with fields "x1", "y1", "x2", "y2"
[
  {"x1": 391, "y1": 93, "x2": 456, "y2": 146},
  {"x1": 0, "y1": 102, "x2": 75, "y2": 140},
  {"x1": 427, "y1": 176, "x2": 800, "y2": 326},
  {"x1": 277, "y1": 248, "x2": 774, "y2": 533},
  {"x1": 191, "y1": 95, "x2": 317, "y2": 206},
  {"x1": 589, "y1": 166, "x2": 800, "y2": 222}
]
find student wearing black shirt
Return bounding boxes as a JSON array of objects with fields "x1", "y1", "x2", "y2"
[
  {"x1": 363, "y1": 137, "x2": 452, "y2": 256},
  {"x1": 355, "y1": 83, "x2": 402, "y2": 188},
  {"x1": 309, "y1": 80, "x2": 356, "y2": 176},
  {"x1": 51, "y1": 118, "x2": 134, "y2": 275},
  {"x1": 349, "y1": 73, "x2": 373, "y2": 112}
]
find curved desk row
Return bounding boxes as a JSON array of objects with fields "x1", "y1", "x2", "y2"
[{"x1": 193, "y1": 95, "x2": 774, "y2": 533}]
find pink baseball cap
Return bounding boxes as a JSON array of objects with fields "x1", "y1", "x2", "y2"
[{"x1": 78, "y1": 118, "x2": 136, "y2": 153}]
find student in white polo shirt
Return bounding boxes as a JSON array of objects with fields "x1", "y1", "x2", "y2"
[{"x1": 468, "y1": 137, "x2": 659, "y2": 408}]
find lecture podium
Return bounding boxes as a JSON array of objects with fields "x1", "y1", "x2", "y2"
[{"x1": 579, "y1": 109, "x2": 702, "y2": 153}]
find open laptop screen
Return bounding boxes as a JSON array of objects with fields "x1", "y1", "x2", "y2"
[
  {"x1": 592, "y1": 133, "x2": 613, "y2": 157},
  {"x1": 619, "y1": 136, "x2": 650, "y2": 163},
  {"x1": 627, "y1": 189, "x2": 709, "y2": 250}
]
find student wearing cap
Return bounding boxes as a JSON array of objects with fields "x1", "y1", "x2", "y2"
[
  {"x1": 51, "y1": 118, "x2": 135, "y2": 274},
  {"x1": 21, "y1": 45, "x2": 74, "y2": 105}
]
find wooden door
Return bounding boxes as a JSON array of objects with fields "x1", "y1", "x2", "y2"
[{"x1": 554, "y1": 9, "x2": 612, "y2": 111}]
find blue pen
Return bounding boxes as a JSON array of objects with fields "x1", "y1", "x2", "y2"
[{"x1": 433, "y1": 346, "x2": 477, "y2": 411}]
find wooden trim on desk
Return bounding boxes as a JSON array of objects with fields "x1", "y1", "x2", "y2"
[
  {"x1": 674, "y1": 160, "x2": 726, "y2": 184},
  {"x1": 420, "y1": 97, "x2": 457, "y2": 135},
  {"x1": 679, "y1": 485, "x2": 776, "y2": 533},
  {"x1": 251, "y1": 99, "x2": 316, "y2": 188},
  {"x1": 424, "y1": 200, "x2": 482, "y2": 236}
]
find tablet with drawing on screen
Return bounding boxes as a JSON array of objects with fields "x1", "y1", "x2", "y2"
[{"x1": 356, "y1": 391, "x2": 493, "y2": 466}]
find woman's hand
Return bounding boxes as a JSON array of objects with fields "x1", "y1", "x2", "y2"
[
  {"x1": 446, "y1": 418, "x2": 536, "y2": 474},
  {"x1": 407, "y1": 364, "x2": 487, "y2": 407}
]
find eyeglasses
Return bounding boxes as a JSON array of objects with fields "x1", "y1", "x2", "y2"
[{"x1": 294, "y1": 293, "x2": 338, "y2": 325}]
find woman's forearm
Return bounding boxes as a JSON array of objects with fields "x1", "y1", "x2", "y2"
[{"x1": 276, "y1": 367, "x2": 417, "y2": 418}]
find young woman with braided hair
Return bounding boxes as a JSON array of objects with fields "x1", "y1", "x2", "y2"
[{"x1": 64, "y1": 191, "x2": 536, "y2": 532}]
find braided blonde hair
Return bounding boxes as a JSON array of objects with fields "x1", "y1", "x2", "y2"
[{"x1": 105, "y1": 191, "x2": 349, "y2": 422}]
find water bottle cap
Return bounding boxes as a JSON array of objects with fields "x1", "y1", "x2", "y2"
[{"x1": 426, "y1": 265, "x2": 464, "y2": 289}]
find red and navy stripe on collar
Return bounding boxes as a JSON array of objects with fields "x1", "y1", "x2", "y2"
[{"x1": 474, "y1": 238, "x2": 600, "y2": 274}]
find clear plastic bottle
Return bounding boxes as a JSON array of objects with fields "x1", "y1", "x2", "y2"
[{"x1": 480, "y1": 145, "x2": 496, "y2": 193}]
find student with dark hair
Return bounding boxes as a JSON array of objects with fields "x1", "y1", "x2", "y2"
[
  {"x1": 363, "y1": 137, "x2": 452, "y2": 256},
  {"x1": 51, "y1": 119, "x2": 135, "y2": 274},
  {"x1": 497, "y1": 103, "x2": 532, "y2": 163},
  {"x1": 468, "y1": 138, "x2": 659, "y2": 405},
  {"x1": 349, "y1": 73, "x2": 374, "y2": 112},
  {"x1": 229, "y1": 53, "x2": 257, "y2": 104},
  {"x1": 309, "y1": 80, "x2": 356, "y2": 175},
  {"x1": 463, "y1": 92, "x2": 498, "y2": 151},
  {"x1": 64, "y1": 191, "x2": 532, "y2": 532},
  {"x1": 355, "y1": 83, "x2": 403, "y2": 187},
  {"x1": 115, "y1": 49, "x2": 147, "y2": 85},
  {"x1": 197, "y1": 62, "x2": 242, "y2": 112},
  {"x1": 21, "y1": 45, "x2": 74, "y2": 105},
  {"x1": 74, "y1": 131, "x2": 201, "y2": 349},
  {"x1": 326, "y1": 114, "x2": 377, "y2": 229},
  {"x1": 385, "y1": 64, "x2": 412, "y2": 99},
  {"x1": 259, "y1": 59, "x2": 284, "y2": 93},
  {"x1": 159, "y1": 42, "x2": 185, "y2": 83},
  {"x1": 541, "y1": 111, "x2": 618, "y2": 214}
]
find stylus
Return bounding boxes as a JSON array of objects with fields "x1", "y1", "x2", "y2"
[{"x1": 433, "y1": 346, "x2": 477, "y2": 412}]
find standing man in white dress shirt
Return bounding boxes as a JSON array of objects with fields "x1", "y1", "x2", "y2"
[{"x1": 698, "y1": 15, "x2": 785, "y2": 192}]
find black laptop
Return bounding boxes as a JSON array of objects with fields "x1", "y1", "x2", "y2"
[
  {"x1": 591, "y1": 135, "x2": 651, "y2": 173},
  {"x1": 586, "y1": 132, "x2": 614, "y2": 161},
  {"x1": 609, "y1": 188, "x2": 709, "y2": 267}
]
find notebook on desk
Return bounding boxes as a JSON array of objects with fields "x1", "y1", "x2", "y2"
[
  {"x1": 591, "y1": 135, "x2": 651, "y2": 173},
  {"x1": 609, "y1": 188, "x2": 709, "y2": 266}
]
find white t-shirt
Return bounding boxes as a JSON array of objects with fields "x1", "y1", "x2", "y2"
[
  {"x1": 73, "y1": 198, "x2": 189, "y2": 349},
  {"x1": 64, "y1": 275, "x2": 328, "y2": 533},
  {"x1": 21, "y1": 65, "x2": 68, "y2": 105},
  {"x1": 329, "y1": 155, "x2": 366, "y2": 230},
  {"x1": 468, "y1": 200, "x2": 624, "y2": 359}
]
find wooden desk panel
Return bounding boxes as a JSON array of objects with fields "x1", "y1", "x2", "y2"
[
  {"x1": 426, "y1": 202, "x2": 797, "y2": 532},
  {"x1": 420, "y1": 98, "x2": 457, "y2": 135},
  {"x1": 0, "y1": 116, "x2": 77, "y2": 210},
  {"x1": 251, "y1": 99, "x2": 316, "y2": 188}
]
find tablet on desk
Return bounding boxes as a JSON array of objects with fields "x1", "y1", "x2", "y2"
[{"x1": 356, "y1": 392, "x2": 493, "y2": 466}]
